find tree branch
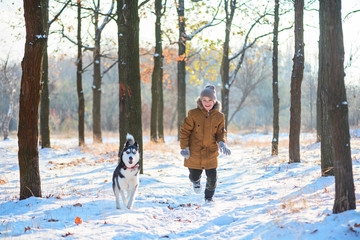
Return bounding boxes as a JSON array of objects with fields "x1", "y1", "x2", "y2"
[
  {"x1": 184, "y1": 0, "x2": 223, "y2": 40},
  {"x1": 48, "y1": 0, "x2": 72, "y2": 27},
  {"x1": 139, "y1": 0, "x2": 151, "y2": 9},
  {"x1": 101, "y1": 60, "x2": 119, "y2": 77},
  {"x1": 228, "y1": 17, "x2": 293, "y2": 87},
  {"x1": 98, "y1": 0, "x2": 115, "y2": 33},
  {"x1": 344, "y1": 9, "x2": 360, "y2": 21},
  {"x1": 60, "y1": 25, "x2": 95, "y2": 51}
]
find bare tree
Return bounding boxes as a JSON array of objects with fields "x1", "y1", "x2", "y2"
[
  {"x1": 318, "y1": 0, "x2": 356, "y2": 213},
  {"x1": 228, "y1": 47, "x2": 270, "y2": 125},
  {"x1": 117, "y1": 0, "x2": 143, "y2": 172},
  {"x1": 318, "y1": 0, "x2": 334, "y2": 176},
  {"x1": 272, "y1": 0, "x2": 280, "y2": 155},
  {"x1": 18, "y1": 0, "x2": 47, "y2": 199},
  {"x1": 40, "y1": 0, "x2": 71, "y2": 148},
  {"x1": 0, "y1": 58, "x2": 19, "y2": 140},
  {"x1": 77, "y1": 0, "x2": 85, "y2": 146},
  {"x1": 151, "y1": 0, "x2": 167, "y2": 143},
  {"x1": 176, "y1": 0, "x2": 186, "y2": 140},
  {"x1": 220, "y1": 1, "x2": 292, "y2": 128},
  {"x1": 61, "y1": 1, "x2": 115, "y2": 144},
  {"x1": 92, "y1": 0, "x2": 115, "y2": 143},
  {"x1": 289, "y1": 0, "x2": 304, "y2": 163}
]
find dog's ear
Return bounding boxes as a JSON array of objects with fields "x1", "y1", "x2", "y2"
[{"x1": 134, "y1": 141, "x2": 139, "y2": 149}]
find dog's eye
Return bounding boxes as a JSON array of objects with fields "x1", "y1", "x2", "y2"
[
  {"x1": 126, "y1": 150, "x2": 131, "y2": 154},
  {"x1": 132, "y1": 149, "x2": 137, "y2": 154}
]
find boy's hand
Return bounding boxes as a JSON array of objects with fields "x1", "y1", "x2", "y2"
[
  {"x1": 219, "y1": 141, "x2": 231, "y2": 156},
  {"x1": 180, "y1": 147, "x2": 190, "y2": 159}
]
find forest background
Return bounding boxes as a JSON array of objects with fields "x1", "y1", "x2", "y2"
[{"x1": 0, "y1": 0, "x2": 360, "y2": 137}]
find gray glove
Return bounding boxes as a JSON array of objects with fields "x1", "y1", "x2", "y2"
[
  {"x1": 219, "y1": 141, "x2": 231, "y2": 156},
  {"x1": 180, "y1": 147, "x2": 190, "y2": 159}
]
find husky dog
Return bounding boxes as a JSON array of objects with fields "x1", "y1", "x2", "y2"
[{"x1": 112, "y1": 134, "x2": 140, "y2": 210}]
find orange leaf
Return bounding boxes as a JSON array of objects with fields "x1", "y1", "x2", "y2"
[
  {"x1": 75, "y1": 217, "x2": 82, "y2": 224},
  {"x1": 355, "y1": 223, "x2": 360, "y2": 228},
  {"x1": 0, "y1": 179, "x2": 6, "y2": 184},
  {"x1": 177, "y1": 54, "x2": 186, "y2": 61},
  {"x1": 153, "y1": 215, "x2": 156, "y2": 219},
  {"x1": 25, "y1": 226, "x2": 31, "y2": 232}
]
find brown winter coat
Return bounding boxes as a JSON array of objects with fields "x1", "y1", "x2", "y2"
[{"x1": 180, "y1": 98, "x2": 226, "y2": 170}]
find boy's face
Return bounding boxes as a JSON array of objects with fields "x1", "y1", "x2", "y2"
[{"x1": 201, "y1": 96, "x2": 215, "y2": 111}]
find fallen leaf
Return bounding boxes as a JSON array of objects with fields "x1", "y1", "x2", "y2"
[
  {"x1": 75, "y1": 217, "x2": 82, "y2": 224},
  {"x1": 24, "y1": 226, "x2": 31, "y2": 232},
  {"x1": 73, "y1": 203, "x2": 82, "y2": 207},
  {"x1": 355, "y1": 223, "x2": 360, "y2": 228},
  {"x1": 48, "y1": 219, "x2": 59, "y2": 222},
  {"x1": 0, "y1": 179, "x2": 6, "y2": 184},
  {"x1": 62, "y1": 232, "x2": 73, "y2": 237}
]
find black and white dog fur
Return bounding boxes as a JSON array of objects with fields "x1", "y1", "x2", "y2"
[{"x1": 112, "y1": 133, "x2": 140, "y2": 210}]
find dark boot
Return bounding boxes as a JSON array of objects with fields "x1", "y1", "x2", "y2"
[{"x1": 205, "y1": 189, "x2": 215, "y2": 202}]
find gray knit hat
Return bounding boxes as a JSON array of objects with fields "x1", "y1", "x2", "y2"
[{"x1": 200, "y1": 84, "x2": 217, "y2": 101}]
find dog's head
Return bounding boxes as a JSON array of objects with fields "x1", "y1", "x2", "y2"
[{"x1": 120, "y1": 134, "x2": 140, "y2": 168}]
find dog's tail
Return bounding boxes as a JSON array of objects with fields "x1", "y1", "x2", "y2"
[{"x1": 126, "y1": 133, "x2": 135, "y2": 145}]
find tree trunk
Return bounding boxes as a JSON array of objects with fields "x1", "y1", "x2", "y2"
[
  {"x1": 117, "y1": 0, "x2": 143, "y2": 173},
  {"x1": 77, "y1": 0, "x2": 85, "y2": 146},
  {"x1": 2, "y1": 102, "x2": 13, "y2": 140},
  {"x1": 151, "y1": 0, "x2": 164, "y2": 143},
  {"x1": 271, "y1": 0, "x2": 280, "y2": 156},
  {"x1": 220, "y1": 0, "x2": 236, "y2": 128},
  {"x1": 318, "y1": 0, "x2": 334, "y2": 176},
  {"x1": 40, "y1": 47, "x2": 51, "y2": 148},
  {"x1": 309, "y1": 77, "x2": 314, "y2": 130},
  {"x1": 18, "y1": 0, "x2": 47, "y2": 199},
  {"x1": 220, "y1": 2, "x2": 232, "y2": 128},
  {"x1": 318, "y1": 0, "x2": 356, "y2": 213},
  {"x1": 39, "y1": 0, "x2": 50, "y2": 148},
  {"x1": 220, "y1": 29, "x2": 230, "y2": 128},
  {"x1": 289, "y1": 0, "x2": 304, "y2": 163},
  {"x1": 316, "y1": 77, "x2": 322, "y2": 142},
  {"x1": 93, "y1": 1, "x2": 102, "y2": 144},
  {"x1": 158, "y1": 71, "x2": 164, "y2": 142},
  {"x1": 1, "y1": 59, "x2": 15, "y2": 140},
  {"x1": 177, "y1": 0, "x2": 186, "y2": 140}
]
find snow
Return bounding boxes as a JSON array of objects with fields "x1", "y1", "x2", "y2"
[{"x1": 1, "y1": 132, "x2": 360, "y2": 239}]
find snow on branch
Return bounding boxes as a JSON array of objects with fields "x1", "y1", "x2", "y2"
[{"x1": 98, "y1": 0, "x2": 115, "y2": 32}]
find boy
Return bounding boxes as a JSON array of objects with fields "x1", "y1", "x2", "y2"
[{"x1": 180, "y1": 84, "x2": 231, "y2": 202}]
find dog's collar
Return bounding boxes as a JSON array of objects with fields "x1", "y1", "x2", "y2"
[{"x1": 124, "y1": 163, "x2": 139, "y2": 170}]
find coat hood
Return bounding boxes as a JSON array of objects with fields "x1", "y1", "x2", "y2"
[{"x1": 196, "y1": 97, "x2": 222, "y2": 112}]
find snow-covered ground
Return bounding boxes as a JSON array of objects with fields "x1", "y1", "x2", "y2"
[{"x1": 1, "y1": 132, "x2": 360, "y2": 239}]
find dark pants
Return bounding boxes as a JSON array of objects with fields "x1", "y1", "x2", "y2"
[{"x1": 188, "y1": 168, "x2": 217, "y2": 200}]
